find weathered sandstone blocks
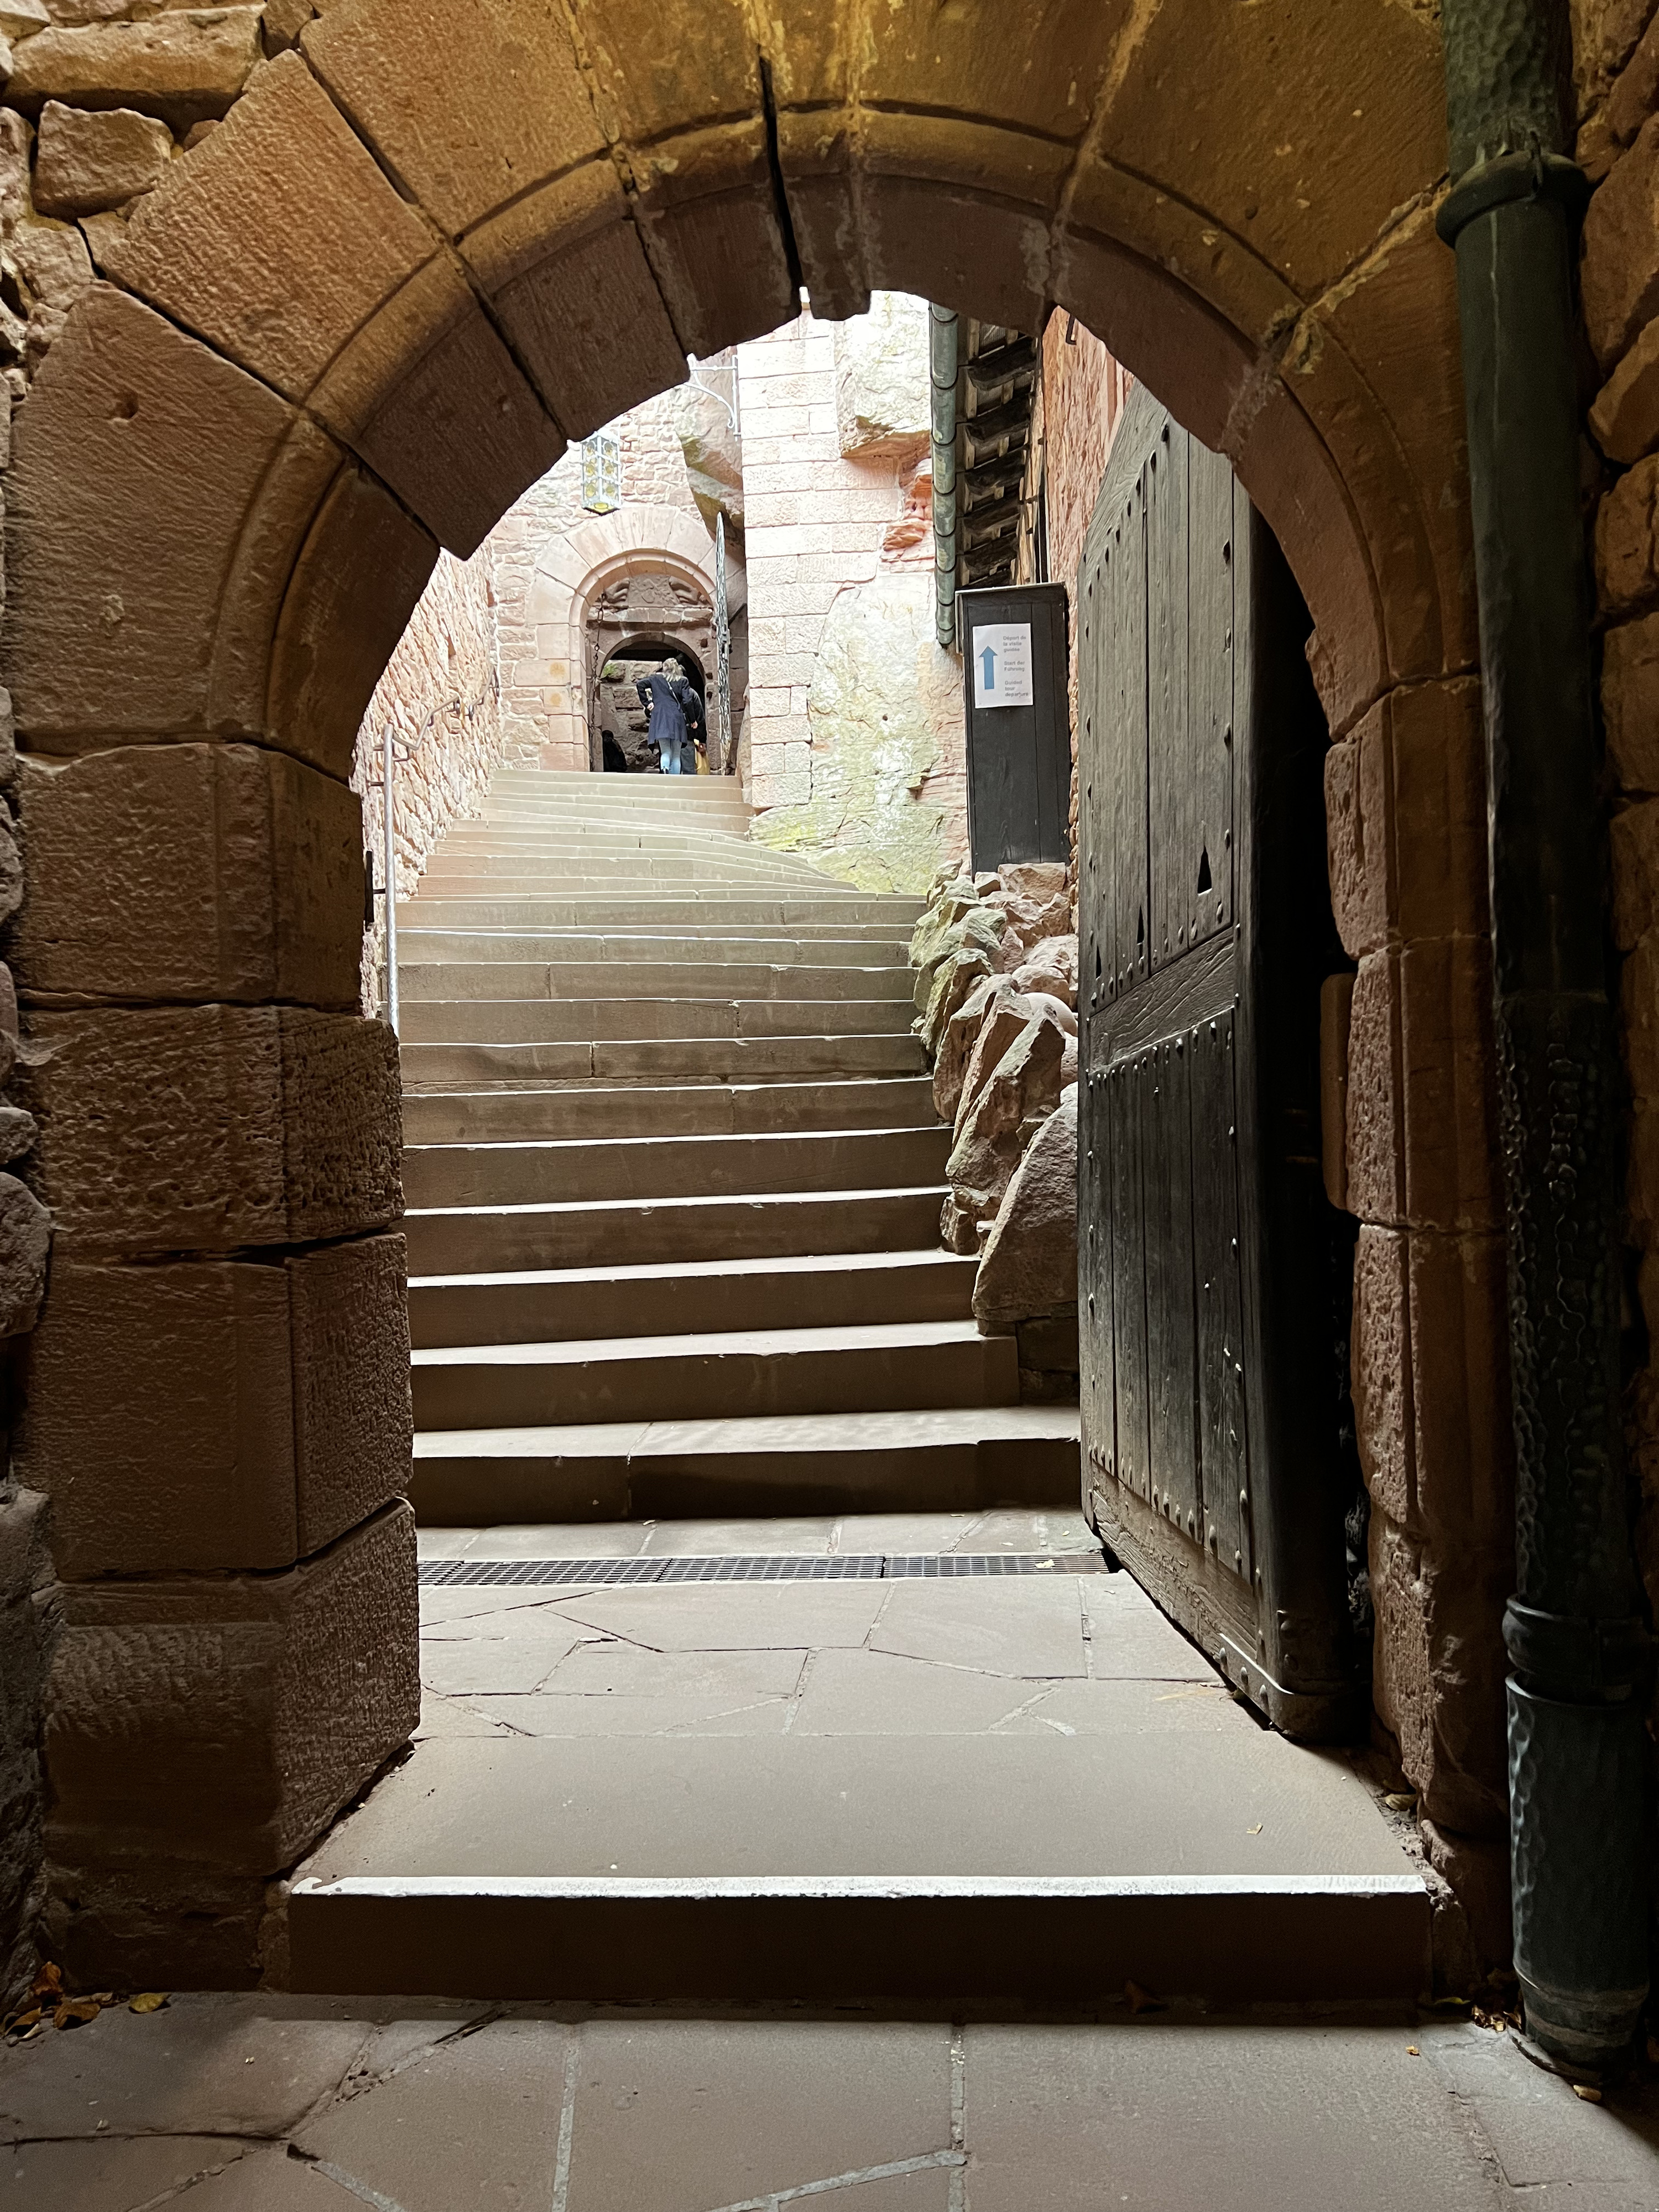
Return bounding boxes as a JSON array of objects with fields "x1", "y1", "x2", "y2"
[
  {"x1": 12, "y1": 742, "x2": 363, "y2": 1006},
  {"x1": 1583, "y1": 112, "x2": 1659, "y2": 369},
  {"x1": 1595, "y1": 450, "x2": 1659, "y2": 615},
  {"x1": 1323, "y1": 677, "x2": 1485, "y2": 961},
  {"x1": 1350, "y1": 1223, "x2": 1513, "y2": 1559},
  {"x1": 18, "y1": 1004, "x2": 401, "y2": 1250},
  {"x1": 32, "y1": 100, "x2": 173, "y2": 219},
  {"x1": 1343, "y1": 940, "x2": 1499, "y2": 1233},
  {"x1": 18, "y1": 1235, "x2": 411, "y2": 1576},
  {"x1": 1369, "y1": 1505, "x2": 1511, "y2": 1839},
  {"x1": 7, "y1": 9, "x2": 264, "y2": 132},
  {"x1": 44, "y1": 1499, "x2": 419, "y2": 1879}
]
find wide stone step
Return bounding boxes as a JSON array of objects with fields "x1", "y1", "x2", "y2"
[
  {"x1": 397, "y1": 930, "x2": 916, "y2": 965},
  {"x1": 289, "y1": 1735, "x2": 1427, "y2": 2004},
  {"x1": 421, "y1": 846, "x2": 837, "y2": 880},
  {"x1": 406, "y1": 1248, "x2": 977, "y2": 1347},
  {"x1": 404, "y1": 1184, "x2": 948, "y2": 1272},
  {"x1": 408, "y1": 1402, "x2": 1082, "y2": 1521},
  {"x1": 404, "y1": 1125, "x2": 951, "y2": 1209},
  {"x1": 399, "y1": 1034, "x2": 928, "y2": 1090},
  {"x1": 400, "y1": 899, "x2": 922, "y2": 930},
  {"x1": 395, "y1": 961, "x2": 914, "y2": 1004},
  {"x1": 400, "y1": 1076, "x2": 943, "y2": 1145},
  {"x1": 437, "y1": 828, "x2": 812, "y2": 861},
  {"x1": 412, "y1": 1319, "x2": 1018, "y2": 1431},
  {"x1": 412, "y1": 873, "x2": 886, "y2": 901},
  {"x1": 398, "y1": 998, "x2": 912, "y2": 1045}
]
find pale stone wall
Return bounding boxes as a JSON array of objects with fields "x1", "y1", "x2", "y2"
[
  {"x1": 739, "y1": 300, "x2": 967, "y2": 892},
  {"x1": 352, "y1": 544, "x2": 502, "y2": 1009},
  {"x1": 488, "y1": 389, "x2": 709, "y2": 765}
]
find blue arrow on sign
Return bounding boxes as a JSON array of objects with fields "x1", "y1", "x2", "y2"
[{"x1": 980, "y1": 644, "x2": 998, "y2": 694}]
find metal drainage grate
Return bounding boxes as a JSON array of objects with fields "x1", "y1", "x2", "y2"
[{"x1": 418, "y1": 1551, "x2": 1107, "y2": 1589}]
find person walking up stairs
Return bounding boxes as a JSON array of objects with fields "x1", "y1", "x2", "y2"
[{"x1": 392, "y1": 766, "x2": 1082, "y2": 1524}]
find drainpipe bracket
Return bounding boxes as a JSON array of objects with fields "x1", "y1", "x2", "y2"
[
  {"x1": 1503, "y1": 1599, "x2": 1651, "y2": 1699},
  {"x1": 1437, "y1": 150, "x2": 1590, "y2": 247}
]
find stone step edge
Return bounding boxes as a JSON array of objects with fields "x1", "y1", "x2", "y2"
[
  {"x1": 404, "y1": 1182, "x2": 948, "y2": 1223},
  {"x1": 403, "y1": 1124, "x2": 942, "y2": 1155},
  {"x1": 413, "y1": 1405, "x2": 1081, "y2": 1454},
  {"x1": 285, "y1": 1874, "x2": 1431, "y2": 2003},
  {"x1": 411, "y1": 1318, "x2": 998, "y2": 1368},
  {"x1": 408, "y1": 1248, "x2": 973, "y2": 1290}
]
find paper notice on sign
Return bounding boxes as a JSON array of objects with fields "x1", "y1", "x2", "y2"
[{"x1": 972, "y1": 623, "x2": 1035, "y2": 709}]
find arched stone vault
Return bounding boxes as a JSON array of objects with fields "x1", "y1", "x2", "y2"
[{"x1": 0, "y1": 0, "x2": 1498, "y2": 1980}]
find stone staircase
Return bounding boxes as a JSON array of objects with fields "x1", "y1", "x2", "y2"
[{"x1": 395, "y1": 765, "x2": 1081, "y2": 1526}]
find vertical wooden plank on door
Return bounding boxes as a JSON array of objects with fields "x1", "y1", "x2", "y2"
[
  {"x1": 1188, "y1": 440, "x2": 1235, "y2": 950},
  {"x1": 1191, "y1": 1009, "x2": 1251, "y2": 1582},
  {"x1": 1076, "y1": 526, "x2": 1115, "y2": 1500},
  {"x1": 1081, "y1": 528, "x2": 1112, "y2": 1015},
  {"x1": 1109, "y1": 1054, "x2": 1150, "y2": 1504},
  {"x1": 1146, "y1": 417, "x2": 1190, "y2": 973},
  {"x1": 1079, "y1": 1068, "x2": 1116, "y2": 1493},
  {"x1": 1110, "y1": 476, "x2": 1150, "y2": 995},
  {"x1": 1144, "y1": 1032, "x2": 1199, "y2": 1532}
]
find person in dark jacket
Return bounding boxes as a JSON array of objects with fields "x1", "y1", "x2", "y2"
[{"x1": 636, "y1": 669, "x2": 694, "y2": 775}]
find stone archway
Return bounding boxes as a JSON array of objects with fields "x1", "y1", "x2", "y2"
[
  {"x1": 0, "y1": 0, "x2": 1488, "y2": 1983},
  {"x1": 514, "y1": 500, "x2": 732, "y2": 766},
  {"x1": 594, "y1": 628, "x2": 711, "y2": 771}
]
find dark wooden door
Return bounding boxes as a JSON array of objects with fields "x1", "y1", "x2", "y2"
[
  {"x1": 957, "y1": 582, "x2": 1071, "y2": 871},
  {"x1": 1077, "y1": 389, "x2": 1359, "y2": 1741}
]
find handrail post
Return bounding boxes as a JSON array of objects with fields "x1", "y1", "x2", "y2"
[{"x1": 383, "y1": 721, "x2": 400, "y2": 1038}]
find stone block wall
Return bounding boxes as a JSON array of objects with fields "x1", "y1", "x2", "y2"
[
  {"x1": 0, "y1": 11, "x2": 423, "y2": 1992},
  {"x1": 1575, "y1": 0, "x2": 1659, "y2": 1752},
  {"x1": 738, "y1": 301, "x2": 967, "y2": 892},
  {"x1": 488, "y1": 388, "x2": 712, "y2": 766},
  {"x1": 353, "y1": 544, "x2": 502, "y2": 1010}
]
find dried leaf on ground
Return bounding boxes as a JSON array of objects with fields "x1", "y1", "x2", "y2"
[
  {"x1": 129, "y1": 1991, "x2": 170, "y2": 2015},
  {"x1": 1406, "y1": 2046, "x2": 1421, "y2": 2057},
  {"x1": 54, "y1": 1997, "x2": 102, "y2": 2029},
  {"x1": 29, "y1": 1963, "x2": 62, "y2": 2001},
  {"x1": 1125, "y1": 1980, "x2": 1164, "y2": 2016},
  {"x1": 1573, "y1": 2083, "x2": 1603, "y2": 2103}
]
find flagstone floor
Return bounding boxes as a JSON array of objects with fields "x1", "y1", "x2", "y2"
[{"x1": 7, "y1": 1992, "x2": 1659, "y2": 2210}]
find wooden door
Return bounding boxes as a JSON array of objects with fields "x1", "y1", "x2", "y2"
[{"x1": 1077, "y1": 389, "x2": 1359, "y2": 1741}]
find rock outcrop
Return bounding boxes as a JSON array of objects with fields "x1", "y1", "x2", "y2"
[{"x1": 910, "y1": 868, "x2": 1079, "y2": 1337}]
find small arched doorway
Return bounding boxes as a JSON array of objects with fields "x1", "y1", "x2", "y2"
[{"x1": 589, "y1": 616, "x2": 711, "y2": 771}]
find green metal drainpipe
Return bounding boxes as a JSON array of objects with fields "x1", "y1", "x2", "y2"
[
  {"x1": 930, "y1": 304, "x2": 959, "y2": 650},
  {"x1": 1437, "y1": 0, "x2": 1650, "y2": 2074}
]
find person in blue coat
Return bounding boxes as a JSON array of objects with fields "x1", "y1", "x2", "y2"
[{"x1": 635, "y1": 670, "x2": 701, "y2": 775}]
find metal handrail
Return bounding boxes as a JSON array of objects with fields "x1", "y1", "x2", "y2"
[{"x1": 382, "y1": 721, "x2": 399, "y2": 1036}]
